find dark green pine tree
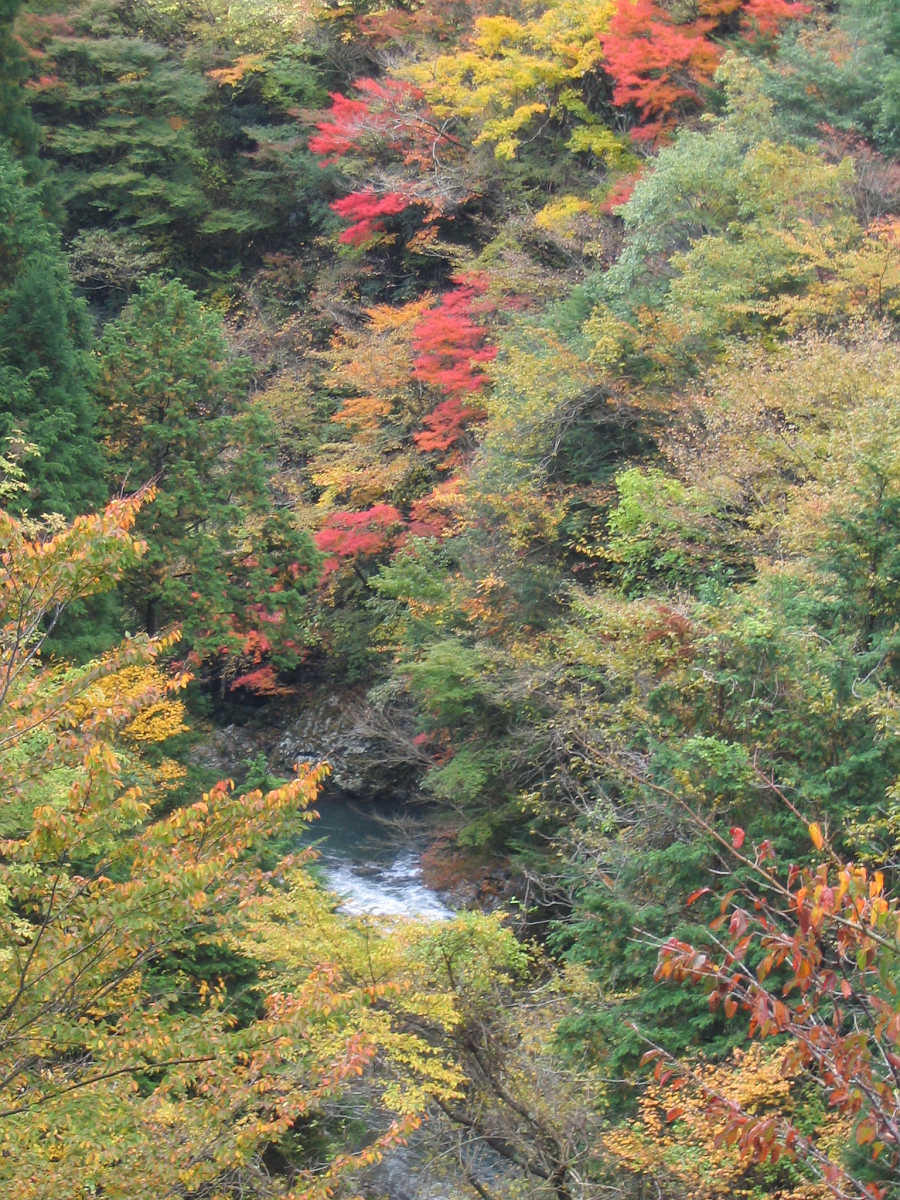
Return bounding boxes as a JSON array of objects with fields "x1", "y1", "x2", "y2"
[
  {"x1": 0, "y1": 0, "x2": 39, "y2": 167},
  {"x1": 33, "y1": 31, "x2": 209, "y2": 253},
  {"x1": 24, "y1": 0, "x2": 329, "y2": 285},
  {"x1": 96, "y1": 276, "x2": 319, "y2": 687},
  {"x1": 0, "y1": 139, "x2": 103, "y2": 516}
]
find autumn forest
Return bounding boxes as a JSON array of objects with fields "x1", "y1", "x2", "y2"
[{"x1": 1, "y1": 0, "x2": 899, "y2": 1195}]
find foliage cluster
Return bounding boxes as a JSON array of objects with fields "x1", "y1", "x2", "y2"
[{"x1": 4, "y1": 0, "x2": 900, "y2": 1194}]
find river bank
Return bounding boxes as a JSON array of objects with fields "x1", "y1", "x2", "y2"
[{"x1": 189, "y1": 692, "x2": 517, "y2": 922}]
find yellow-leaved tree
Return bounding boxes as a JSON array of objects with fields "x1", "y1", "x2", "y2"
[
  {"x1": 239, "y1": 876, "x2": 610, "y2": 1199},
  {"x1": 0, "y1": 491, "x2": 474, "y2": 1198},
  {"x1": 407, "y1": 0, "x2": 627, "y2": 163}
]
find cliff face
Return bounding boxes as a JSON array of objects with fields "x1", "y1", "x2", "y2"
[
  {"x1": 189, "y1": 688, "x2": 429, "y2": 802},
  {"x1": 272, "y1": 690, "x2": 427, "y2": 800}
]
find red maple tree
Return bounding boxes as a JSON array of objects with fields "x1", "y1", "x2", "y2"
[
  {"x1": 647, "y1": 815, "x2": 899, "y2": 1200},
  {"x1": 309, "y1": 76, "x2": 469, "y2": 246},
  {"x1": 740, "y1": 0, "x2": 810, "y2": 40},
  {"x1": 600, "y1": 0, "x2": 809, "y2": 143},
  {"x1": 410, "y1": 276, "x2": 496, "y2": 462},
  {"x1": 315, "y1": 504, "x2": 405, "y2": 579},
  {"x1": 309, "y1": 78, "x2": 430, "y2": 163},
  {"x1": 330, "y1": 189, "x2": 415, "y2": 245}
]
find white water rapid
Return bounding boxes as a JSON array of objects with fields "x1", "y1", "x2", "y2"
[{"x1": 305, "y1": 799, "x2": 455, "y2": 920}]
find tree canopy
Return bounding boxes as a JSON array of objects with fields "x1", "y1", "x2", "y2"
[{"x1": 6, "y1": 0, "x2": 900, "y2": 1194}]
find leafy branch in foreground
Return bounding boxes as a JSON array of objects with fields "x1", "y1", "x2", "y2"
[
  {"x1": 646, "y1": 818, "x2": 900, "y2": 1200},
  {"x1": 0, "y1": 494, "x2": 449, "y2": 1199}
]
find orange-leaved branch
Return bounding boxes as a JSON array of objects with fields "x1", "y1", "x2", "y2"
[{"x1": 649, "y1": 824, "x2": 900, "y2": 1200}]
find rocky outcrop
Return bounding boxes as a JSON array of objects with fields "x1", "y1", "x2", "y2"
[
  {"x1": 358, "y1": 1127, "x2": 513, "y2": 1200},
  {"x1": 188, "y1": 720, "x2": 271, "y2": 778},
  {"x1": 191, "y1": 688, "x2": 430, "y2": 802},
  {"x1": 359, "y1": 1144, "x2": 456, "y2": 1200},
  {"x1": 272, "y1": 693, "x2": 398, "y2": 796}
]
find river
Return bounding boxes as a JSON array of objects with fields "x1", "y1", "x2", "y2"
[{"x1": 303, "y1": 797, "x2": 455, "y2": 921}]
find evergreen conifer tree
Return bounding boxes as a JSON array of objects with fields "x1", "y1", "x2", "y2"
[
  {"x1": 0, "y1": 0, "x2": 39, "y2": 167},
  {"x1": 0, "y1": 140, "x2": 103, "y2": 516},
  {"x1": 96, "y1": 276, "x2": 319, "y2": 685}
]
